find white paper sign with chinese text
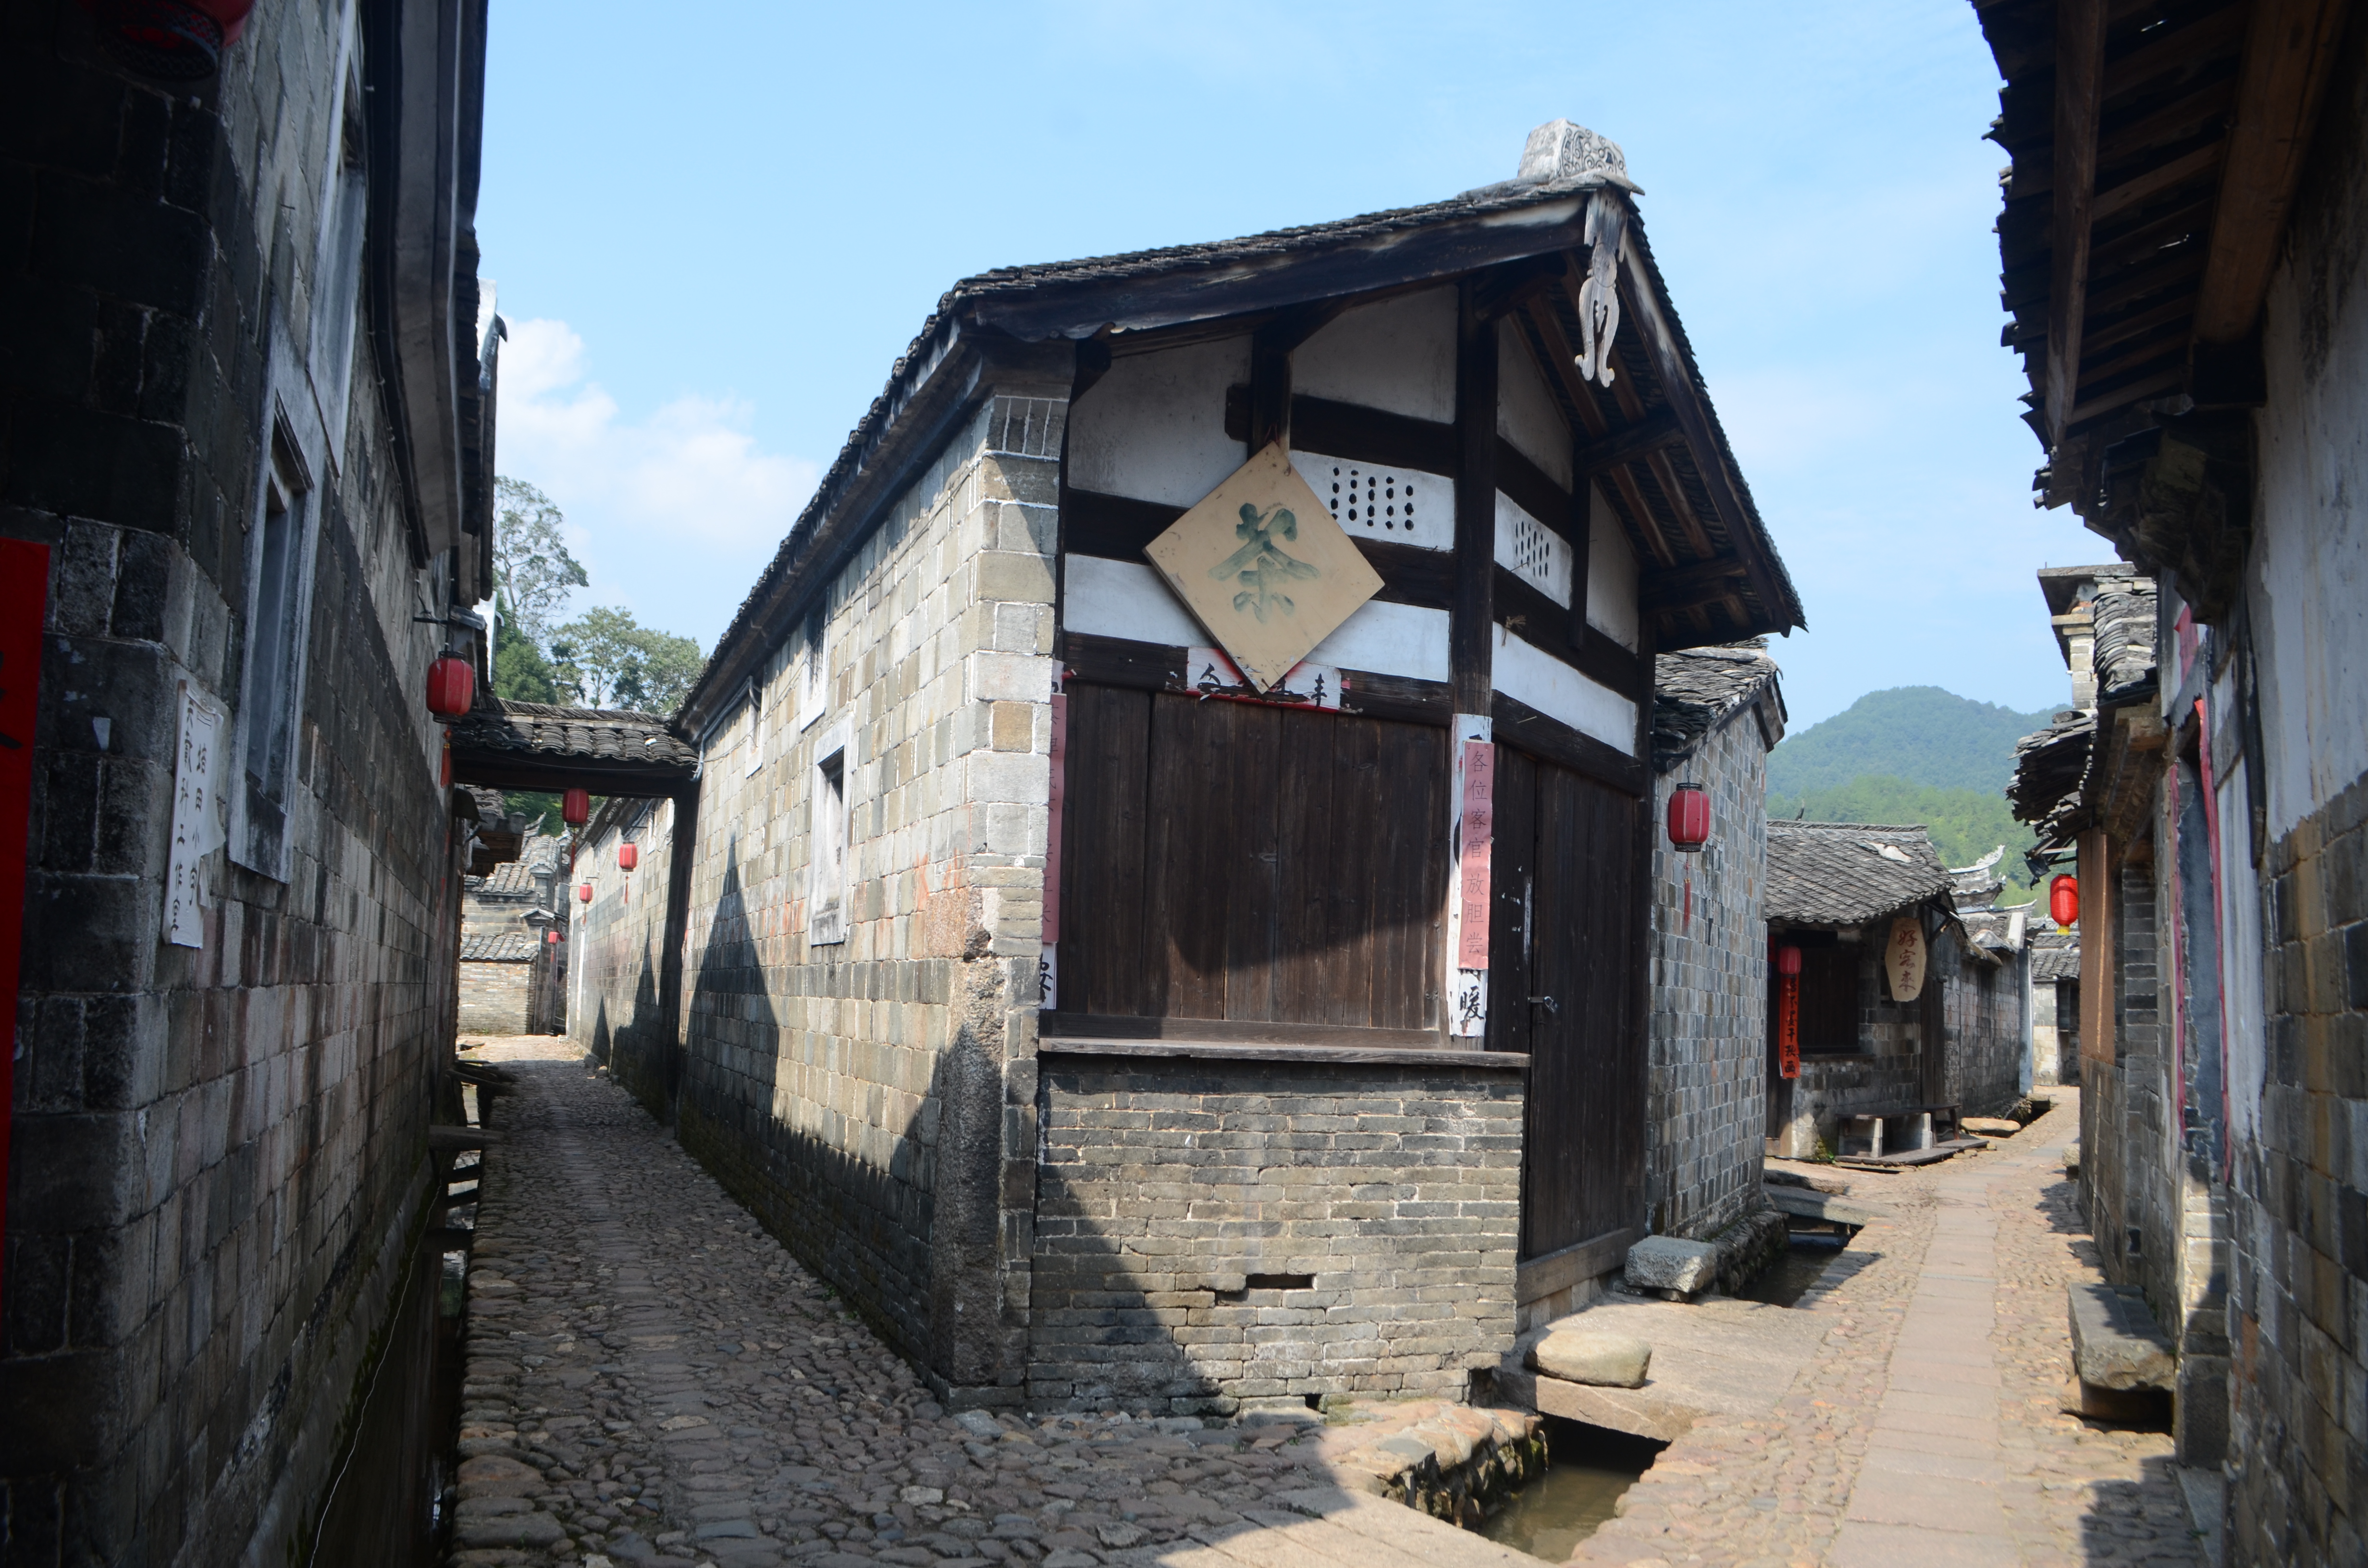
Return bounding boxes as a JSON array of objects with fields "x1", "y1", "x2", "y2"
[{"x1": 164, "y1": 682, "x2": 224, "y2": 947}]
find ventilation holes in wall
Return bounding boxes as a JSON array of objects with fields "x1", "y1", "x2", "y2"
[
  {"x1": 1326, "y1": 467, "x2": 1417, "y2": 534},
  {"x1": 1508, "y1": 511, "x2": 1556, "y2": 589}
]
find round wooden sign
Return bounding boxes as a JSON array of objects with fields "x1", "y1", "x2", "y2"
[{"x1": 1885, "y1": 916, "x2": 1927, "y2": 1003}]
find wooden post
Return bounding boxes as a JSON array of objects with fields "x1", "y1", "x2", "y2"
[
  {"x1": 2077, "y1": 828, "x2": 2114, "y2": 1065},
  {"x1": 1452, "y1": 279, "x2": 1498, "y2": 714}
]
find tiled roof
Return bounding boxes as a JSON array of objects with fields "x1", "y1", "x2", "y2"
[
  {"x1": 450, "y1": 698, "x2": 699, "y2": 769},
  {"x1": 459, "y1": 933, "x2": 537, "y2": 963},
  {"x1": 1651, "y1": 643, "x2": 1783, "y2": 772},
  {"x1": 2032, "y1": 928, "x2": 2080, "y2": 982},
  {"x1": 473, "y1": 861, "x2": 537, "y2": 897},
  {"x1": 1765, "y1": 821, "x2": 1953, "y2": 927},
  {"x1": 2009, "y1": 710, "x2": 2095, "y2": 843},
  {"x1": 2091, "y1": 578, "x2": 2158, "y2": 704}
]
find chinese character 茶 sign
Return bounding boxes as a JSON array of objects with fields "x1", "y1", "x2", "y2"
[{"x1": 1144, "y1": 442, "x2": 1383, "y2": 692}]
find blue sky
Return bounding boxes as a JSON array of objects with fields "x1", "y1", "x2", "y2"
[{"x1": 479, "y1": 0, "x2": 2101, "y2": 730}]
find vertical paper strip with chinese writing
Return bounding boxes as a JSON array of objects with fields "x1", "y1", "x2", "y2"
[
  {"x1": 165, "y1": 682, "x2": 224, "y2": 948},
  {"x1": 1446, "y1": 714, "x2": 1493, "y2": 1037}
]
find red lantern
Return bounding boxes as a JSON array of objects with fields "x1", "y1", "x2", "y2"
[
  {"x1": 2050, "y1": 874, "x2": 2079, "y2": 928},
  {"x1": 546, "y1": 930, "x2": 561, "y2": 945},
  {"x1": 425, "y1": 655, "x2": 475, "y2": 718},
  {"x1": 1666, "y1": 782, "x2": 1711, "y2": 852},
  {"x1": 562, "y1": 787, "x2": 592, "y2": 827},
  {"x1": 80, "y1": 0, "x2": 256, "y2": 79},
  {"x1": 578, "y1": 882, "x2": 593, "y2": 903},
  {"x1": 617, "y1": 843, "x2": 638, "y2": 872},
  {"x1": 1776, "y1": 944, "x2": 1802, "y2": 977}
]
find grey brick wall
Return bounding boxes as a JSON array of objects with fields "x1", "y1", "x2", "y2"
[
  {"x1": 2226, "y1": 769, "x2": 2368, "y2": 1563},
  {"x1": 1646, "y1": 700, "x2": 1770, "y2": 1240},
  {"x1": 1029, "y1": 1055, "x2": 1524, "y2": 1413},
  {"x1": 459, "y1": 960, "x2": 532, "y2": 1034},
  {"x1": 2, "y1": 4, "x2": 463, "y2": 1561}
]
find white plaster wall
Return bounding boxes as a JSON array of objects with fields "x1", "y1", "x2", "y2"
[
  {"x1": 1061, "y1": 554, "x2": 1208, "y2": 649},
  {"x1": 1496, "y1": 319, "x2": 1573, "y2": 488},
  {"x1": 1067, "y1": 337, "x2": 1249, "y2": 506},
  {"x1": 1586, "y1": 482, "x2": 1641, "y2": 650},
  {"x1": 1293, "y1": 287, "x2": 1456, "y2": 422},
  {"x1": 1492, "y1": 625, "x2": 1637, "y2": 753},
  {"x1": 2251, "y1": 120, "x2": 2368, "y2": 841}
]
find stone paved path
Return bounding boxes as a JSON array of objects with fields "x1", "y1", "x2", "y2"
[
  {"x1": 1573, "y1": 1091, "x2": 2207, "y2": 1568},
  {"x1": 444, "y1": 1039, "x2": 1533, "y2": 1568},
  {"x1": 450, "y1": 1043, "x2": 2205, "y2": 1568}
]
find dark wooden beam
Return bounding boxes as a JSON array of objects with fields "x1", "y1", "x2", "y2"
[
  {"x1": 1246, "y1": 301, "x2": 1350, "y2": 453},
  {"x1": 1452, "y1": 280, "x2": 1498, "y2": 715},
  {"x1": 2194, "y1": 0, "x2": 2351, "y2": 345},
  {"x1": 1489, "y1": 691, "x2": 1647, "y2": 798},
  {"x1": 1638, "y1": 556, "x2": 1748, "y2": 611},
  {"x1": 2046, "y1": 0, "x2": 2109, "y2": 447},
  {"x1": 1222, "y1": 387, "x2": 1460, "y2": 476},
  {"x1": 1471, "y1": 254, "x2": 1568, "y2": 321},
  {"x1": 1575, "y1": 409, "x2": 1683, "y2": 476}
]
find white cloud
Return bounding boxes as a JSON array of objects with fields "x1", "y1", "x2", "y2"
[{"x1": 494, "y1": 318, "x2": 820, "y2": 645}]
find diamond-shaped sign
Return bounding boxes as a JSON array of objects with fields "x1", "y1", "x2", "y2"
[{"x1": 1143, "y1": 442, "x2": 1384, "y2": 691}]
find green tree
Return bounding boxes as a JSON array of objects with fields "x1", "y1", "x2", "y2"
[
  {"x1": 493, "y1": 477, "x2": 589, "y2": 649},
  {"x1": 552, "y1": 605, "x2": 704, "y2": 715},
  {"x1": 492, "y1": 594, "x2": 562, "y2": 705}
]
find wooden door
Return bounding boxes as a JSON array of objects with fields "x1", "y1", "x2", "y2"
[{"x1": 1492, "y1": 747, "x2": 1646, "y2": 1259}]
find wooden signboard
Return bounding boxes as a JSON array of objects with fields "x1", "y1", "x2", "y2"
[
  {"x1": 1884, "y1": 916, "x2": 1927, "y2": 1003},
  {"x1": 1144, "y1": 441, "x2": 1382, "y2": 692}
]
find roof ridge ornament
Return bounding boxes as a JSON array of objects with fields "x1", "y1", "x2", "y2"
[{"x1": 1517, "y1": 120, "x2": 1632, "y2": 189}]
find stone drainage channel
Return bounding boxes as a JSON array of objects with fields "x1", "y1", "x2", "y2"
[{"x1": 1468, "y1": 1210, "x2": 1869, "y2": 1559}]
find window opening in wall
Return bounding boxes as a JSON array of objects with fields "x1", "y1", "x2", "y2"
[
  {"x1": 1794, "y1": 944, "x2": 1863, "y2": 1054},
  {"x1": 236, "y1": 429, "x2": 314, "y2": 878},
  {"x1": 743, "y1": 676, "x2": 765, "y2": 777},
  {"x1": 809, "y1": 735, "x2": 848, "y2": 945}
]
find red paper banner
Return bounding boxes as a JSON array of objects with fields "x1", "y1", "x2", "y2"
[
  {"x1": 0, "y1": 539, "x2": 52, "y2": 1304},
  {"x1": 1456, "y1": 739, "x2": 1495, "y2": 969}
]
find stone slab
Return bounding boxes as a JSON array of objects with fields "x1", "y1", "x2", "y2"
[
  {"x1": 1623, "y1": 1235, "x2": 1717, "y2": 1294},
  {"x1": 2067, "y1": 1283, "x2": 2176, "y2": 1391}
]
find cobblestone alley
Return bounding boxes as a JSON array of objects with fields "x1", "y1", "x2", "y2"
[{"x1": 448, "y1": 1040, "x2": 2209, "y2": 1568}]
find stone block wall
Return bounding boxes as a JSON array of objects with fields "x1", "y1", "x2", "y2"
[
  {"x1": 574, "y1": 796, "x2": 679, "y2": 1113},
  {"x1": 1029, "y1": 1055, "x2": 1524, "y2": 1412},
  {"x1": 460, "y1": 960, "x2": 533, "y2": 1035},
  {"x1": 657, "y1": 395, "x2": 1065, "y2": 1405},
  {"x1": 2226, "y1": 771, "x2": 2368, "y2": 1563},
  {"x1": 1, "y1": 3, "x2": 463, "y2": 1560},
  {"x1": 1645, "y1": 703, "x2": 1769, "y2": 1240},
  {"x1": 1938, "y1": 943, "x2": 2026, "y2": 1117}
]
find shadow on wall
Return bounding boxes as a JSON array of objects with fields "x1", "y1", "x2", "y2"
[
  {"x1": 584, "y1": 843, "x2": 1011, "y2": 1401},
  {"x1": 578, "y1": 842, "x2": 1521, "y2": 1415}
]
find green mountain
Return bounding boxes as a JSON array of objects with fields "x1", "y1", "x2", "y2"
[
  {"x1": 1767, "y1": 688, "x2": 2062, "y2": 903},
  {"x1": 1767, "y1": 686, "x2": 2059, "y2": 799}
]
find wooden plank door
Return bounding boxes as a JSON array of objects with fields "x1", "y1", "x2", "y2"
[{"x1": 1507, "y1": 751, "x2": 1646, "y2": 1259}]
